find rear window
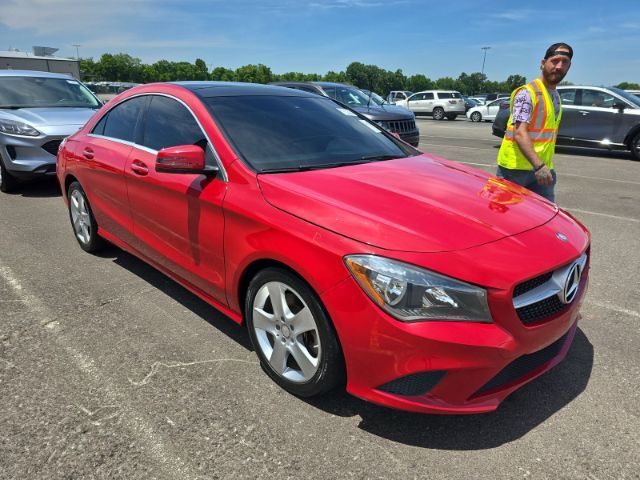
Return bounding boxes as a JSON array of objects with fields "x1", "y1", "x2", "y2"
[
  {"x1": 204, "y1": 95, "x2": 416, "y2": 172},
  {"x1": 437, "y1": 92, "x2": 461, "y2": 99}
]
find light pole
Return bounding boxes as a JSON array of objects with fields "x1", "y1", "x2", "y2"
[
  {"x1": 481, "y1": 46, "x2": 491, "y2": 76},
  {"x1": 72, "y1": 44, "x2": 82, "y2": 60}
]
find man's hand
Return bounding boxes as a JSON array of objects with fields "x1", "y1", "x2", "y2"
[{"x1": 534, "y1": 164, "x2": 553, "y2": 185}]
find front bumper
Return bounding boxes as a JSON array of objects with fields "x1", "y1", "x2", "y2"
[
  {"x1": 0, "y1": 136, "x2": 64, "y2": 179},
  {"x1": 322, "y1": 270, "x2": 586, "y2": 414},
  {"x1": 400, "y1": 130, "x2": 420, "y2": 147}
]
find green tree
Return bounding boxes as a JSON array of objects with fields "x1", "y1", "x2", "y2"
[
  {"x1": 504, "y1": 74, "x2": 527, "y2": 92},
  {"x1": 210, "y1": 67, "x2": 236, "y2": 82},
  {"x1": 435, "y1": 76, "x2": 456, "y2": 90},
  {"x1": 235, "y1": 64, "x2": 273, "y2": 84},
  {"x1": 97, "y1": 53, "x2": 143, "y2": 82},
  {"x1": 614, "y1": 82, "x2": 640, "y2": 90},
  {"x1": 406, "y1": 74, "x2": 433, "y2": 92},
  {"x1": 194, "y1": 59, "x2": 209, "y2": 80}
]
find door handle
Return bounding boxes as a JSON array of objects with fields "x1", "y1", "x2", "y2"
[
  {"x1": 131, "y1": 160, "x2": 149, "y2": 176},
  {"x1": 82, "y1": 147, "x2": 94, "y2": 160},
  {"x1": 578, "y1": 111, "x2": 590, "y2": 116}
]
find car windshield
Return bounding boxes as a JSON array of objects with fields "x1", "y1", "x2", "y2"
[
  {"x1": 361, "y1": 90, "x2": 387, "y2": 106},
  {"x1": 609, "y1": 87, "x2": 640, "y2": 108},
  {"x1": 0, "y1": 76, "x2": 101, "y2": 109},
  {"x1": 331, "y1": 87, "x2": 376, "y2": 107},
  {"x1": 205, "y1": 95, "x2": 416, "y2": 173}
]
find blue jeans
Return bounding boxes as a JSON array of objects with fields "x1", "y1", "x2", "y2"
[{"x1": 496, "y1": 166, "x2": 557, "y2": 203}]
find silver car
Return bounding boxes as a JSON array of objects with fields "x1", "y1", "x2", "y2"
[{"x1": 0, "y1": 70, "x2": 100, "y2": 192}]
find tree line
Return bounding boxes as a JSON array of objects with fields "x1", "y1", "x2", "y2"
[{"x1": 80, "y1": 53, "x2": 638, "y2": 96}]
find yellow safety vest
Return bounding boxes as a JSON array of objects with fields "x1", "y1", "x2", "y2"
[{"x1": 497, "y1": 78, "x2": 562, "y2": 170}]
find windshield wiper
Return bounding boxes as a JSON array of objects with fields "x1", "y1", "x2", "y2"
[
  {"x1": 358, "y1": 154, "x2": 403, "y2": 162},
  {"x1": 0, "y1": 105, "x2": 23, "y2": 109}
]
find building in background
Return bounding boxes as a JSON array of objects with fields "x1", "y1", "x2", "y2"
[{"x1": 0, "y1": 47, "x2": 80, "y2": 79}]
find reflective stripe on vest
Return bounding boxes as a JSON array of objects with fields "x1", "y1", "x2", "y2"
[{"x1": 497, "y1": 78, "x2": 562, "y2": 170}]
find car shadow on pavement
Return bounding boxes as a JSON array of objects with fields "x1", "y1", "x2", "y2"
[
  {"x1": 6, "y1": 179, "x2": 61, "y2": 198},
  {"x1": 95, "y1": 245, "x2": 253, "y2": 351},
  {"x1": 306, "y1": 328, "x2": 593, "y2": 450},
  {"x1": 555, "y1": 146, "x2": 634, "y2": 161}
]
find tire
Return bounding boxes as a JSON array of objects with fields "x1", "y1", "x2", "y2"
[
  {"x1": 245, "y1": 268, "x2": 345, "y2": 397},
  {"x1": 446, "y1": 114, "x2": 457, "y2": 121},
  {"x1": 67, "y1": 181, "x2": 105, "y2": 253},
  {"x1": 631, "y1": 132, "x2": 640, "y2": 161},
  {"x1": 470, "y1": 111, "x2": 482, "y2": 122},
  {"x1": 432, "y1": 107, "x2": 445, "y2": 120},
  {"x1": 0, "y1": 158, "x2": 19, "y2": 193}
]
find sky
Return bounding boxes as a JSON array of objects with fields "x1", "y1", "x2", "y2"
[{"x1": 1, "y1": 0, "x2": 639, "y2": 85}]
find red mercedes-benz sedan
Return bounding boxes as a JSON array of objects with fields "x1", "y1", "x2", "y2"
[{"x1": 57, "y1": 82, "x2": 590, "y2": 414}]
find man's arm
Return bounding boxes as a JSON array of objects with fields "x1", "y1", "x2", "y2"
[{"x1": 513, "y1": 122, "x2": 553, "y2": 185}]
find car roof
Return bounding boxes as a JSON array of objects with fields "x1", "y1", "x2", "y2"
[
  {"x1": 0, "y1": 69, "x2": 76, "y2": 79},
  {"x1": 172, "y1": 81, "x2": 319, "y2": 98},
  {"x1": 412, "y1": 90, "x2": 460, "y2": 94}
]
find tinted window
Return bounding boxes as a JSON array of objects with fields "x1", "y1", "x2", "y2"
[
  {"x1": 579, "y1": 89, "x2": 616, "y2": 108},
  {"x1": 102, "y1": 96, "x2": 146, "y2": 142},
  {"x1": 205, "y1": 95, "x2": 415, "y2": 172},
  {"x1": 559, "y1": 89, "x2": 576, "y2": 105},
  {"x1": 408, "y1": 94, "x2": 424, "y2": 101},
  {"x1": 142, "y1": 96, "x2": 206, "y2": 151},
  {"x1": 92, "y1": 114, "x2": 107, "y2": 135},
  {"x1": 437, "y1": 92, "x2": 461, "y2": 99},
  {"x1": 322, "y1": 87, "x2": 337, "y2": 99}
]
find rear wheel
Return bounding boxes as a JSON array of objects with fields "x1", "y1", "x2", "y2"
[
  {"x1": 67, "y1": 181, "x2": 105, "y2": 253},
  {"x1": 432, "y1": 107, "x2": 445, "y2": 120},
  {"x1": 631, "y1": 132, "x2": 640, "y2": 161},
  {"x1": 470, "y1": 111, "x2": 482, "y2": 122},
  {"x1": 245, "y1": 268, "x2": 345, "y2": 397},
  {"x1": 0, "y1": 158, "x2": 19, "y2": 193}
]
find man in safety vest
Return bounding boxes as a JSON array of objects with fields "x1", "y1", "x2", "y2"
[{"x1": 496, "y1": 43, "x2": 573, "y2": 203}]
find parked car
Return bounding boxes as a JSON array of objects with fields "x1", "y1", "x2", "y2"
[
  {"x1": 466, "y1": 98, "x2": 504, "y2": 122},
  {"x1": 469, "y1": 96, "x2": 486, "y2": 105},
  {"x1": 625, "y1": 89, "x2": 640, "y2": 100},
  {"x1": 0, "y1": 70, "x2": 101, "y2": 192},
  {"x1": 57, "y1": 81, "x2": 590, "y2": 414},
  {"x1": 272, "y1": 82, "x2": 419, "y2": 146},
  {"x1": 478, "y1": 92, "x2": 510, "y2": 102},
  {"x1": 387, "y1": 90, "x2": 414, "y2": 104},
  {"x1": 462, "y1": 96, "x2": 480, "y2": 112},
  {"x1": 397, "y1": 90, "x2": 466, "y2": 120},
  {"x1": 493, "y1": 85, "x2": 640, "y2": 160}
]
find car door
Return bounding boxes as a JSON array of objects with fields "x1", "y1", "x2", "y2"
[
  {"x1": 406, "y1": 93, "x2": 425, "y2": 113},
  {"x1": 125, "y1": 94, "x2": 228, "y2": 304},
  {"x1": 557, "y1": 88, "x2": 579, "y2": 140},
  {"x1": 569, "y1": 88, "x2": 622, "y2": 145},
  {"x1": 76, "y1": 96, "x2": 147, "y2": 245},
  {"x1": 486, "y1": 99, "x2": 502, "y2": 120}
]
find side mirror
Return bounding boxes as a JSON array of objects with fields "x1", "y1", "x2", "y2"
[
  {"x1": 155, "y1": 145, "x2": 217, "y2": 175},
  {"x1": 613, "y1": 101, "x2": 627, "y2": 111}
]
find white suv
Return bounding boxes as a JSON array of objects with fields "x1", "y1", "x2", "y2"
[{"x1": 397, "y1": 90, "x2": 466, "y2": 120}]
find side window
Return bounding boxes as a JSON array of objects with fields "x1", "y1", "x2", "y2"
[
  {"x1": 298, "y1": 86, "x2": 318, "y2": 94},
  {"x1": 142, "y1": 96, "x2": 207, "y2": 151},
  {"x1": 579, "y1": 89, "x2": 616, "y2": 108},
  {"x1": 438, "y1": 92, "x2": 453, "y2": 99},
  {"x1": 423, "y1": 92, "x2": 434, "y2": 100},
  {"x1": 408, "y1": 94, "x2": 423, "y2": 102},
  {"x1": 102, "y1": 96, "x2": 146, "y2": 143},
  {"x1": 559, "y1": 89, "x2": 576, "y2": 105},
  {"x1": 92, "y1": 114, "x2": 108, "y2": 135}
]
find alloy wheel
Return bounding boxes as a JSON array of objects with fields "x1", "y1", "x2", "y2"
[
  {"x1": 252, "y1": 281, "x2": 321, "y2": 383},
  {"x1": 70, "y1": 189, "x2": 92, "y2": 245}
]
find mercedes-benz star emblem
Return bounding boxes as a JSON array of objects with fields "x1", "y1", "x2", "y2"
[
  {"x1": 561, "y1": 262, "x2": 581, "y2": 304},
  {"x1": 556, "y1": 232, "x2": 568, "y2": 242}
]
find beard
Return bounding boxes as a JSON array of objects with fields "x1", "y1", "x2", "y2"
[{"x1": 543, "y1": 69, "x2": 567, "y2": 86}]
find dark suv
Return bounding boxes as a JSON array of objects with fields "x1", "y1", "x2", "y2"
[
  {"x1": 271, "y1": 81, "x2": 419, "y2": 147},
  {"x1": 493, "y1": 86, "x2": 640, "y2": 160}
]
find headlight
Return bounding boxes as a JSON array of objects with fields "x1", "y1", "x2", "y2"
[
  {"x1": 375, "y1": 120, "x2": 390, "y2": 131},
  {"x1": 0, "y1": 119, "x2": 41, "y2": 137},
  {"x1": 344, "y1": 255, "x2": 492, "y2": 323}
]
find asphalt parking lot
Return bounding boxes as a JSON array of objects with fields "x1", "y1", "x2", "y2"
[{"x1": 1, "y1": 118, "x2": 638, "y2": 479}]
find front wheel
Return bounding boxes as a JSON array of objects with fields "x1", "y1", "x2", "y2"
[
  {"x1": 67, "y1": 181, "x2": 105, "y2": 253},
  {"x1": 432, "y1": 107, "x2": 445, "y2": 120},
  {"x1": 470, "y1": 111, "x2": 482, "y2": 122},
  {"x1": 0, "y1": 159, "x2": 19, "y2": 193},
  {"x1": 631, "y1": 132, "x2": 640, "y2": 161},
  {"x1": 245, "y1": 268, "x2": 345, "y2": 397}
]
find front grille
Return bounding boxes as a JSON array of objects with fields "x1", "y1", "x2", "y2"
[
  {"x1": 41, "y1": 139, "x2": 63, "y2": 156},
  {"x1": 516, "y1": 296, "x2": 568, "y2": 325},
  {"x1": 514, "y1": 272, "x2": 553, "y2": 297},
  {"x1": 387, "y1": 119, "x2": 416, "y2": 134},
  {"x1": 377, "y1": 370, "x2": 447, "y2": 397},
  {"x1": 472, "y1": 329, "x2": 571, "y2": 397}
]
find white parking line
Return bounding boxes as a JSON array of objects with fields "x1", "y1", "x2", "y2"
[
  {"x1": 587, "y1": 300, "x2": 640, "y2": 319},
  {"x1": 565, "y1": 208, "x2": 640, "y2": 223}
]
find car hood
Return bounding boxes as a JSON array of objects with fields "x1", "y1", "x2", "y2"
[
  {"x1": 352, "y1": 104, "x2": 414, "y2": 121},
  {"x1": 258, "y1": 154, "x2": 558, "y2": 252},
  {"x1": 0, "y1": 107, "x2": 97, "y2": 127}
]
